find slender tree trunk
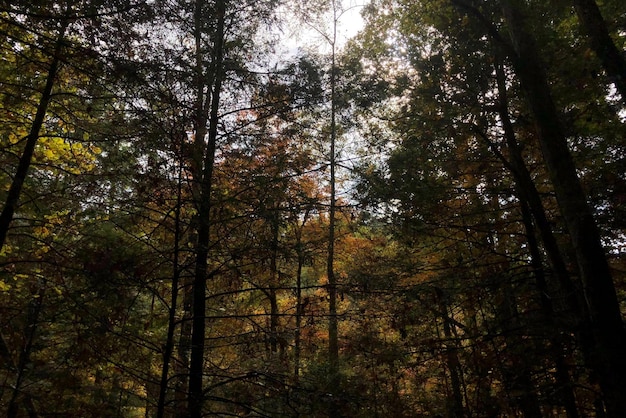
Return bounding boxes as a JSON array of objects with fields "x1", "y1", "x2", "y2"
[
  {"x1": 175, "y1": 286, "x2": 193, "y2": 417},
  {"x1": 293, "y1": 212, "x2": 309, "y2": 385},
  {"x1": 0, "y1": 332, "x2": 37, "y2": 416},
  {"x1": 463, "y1": 302, "x2": 496, "y2": 416},
  {"x1": 435, "y1": 289, "x2": 465, "y2": 418},
  {"x1": 518, "y1": 199, "x2": 576, "y2": 417},
  {"x1": 571, "y1": 0, "x2": 626, "y2": 102},
  {"x1": 269, "y1": 210, "x2": 281, "y2": 356},
  {"x1": 0, "y1": 21, "x2": 67, "y2": 253},
  {"x1": 518, "y1": 198, "x2": 580, "y2": 418},
  {"x1": 187, "y1": 0, "x2": 226, "y2": 416},
  {"x1": 499, "y1": 1, "x2": 626, "y2": 415},
  {"x1": 268, "y1": 218, "x2": 284, "y2": 418},
  {"x1": 7, "y1": 286, "x2": 44, "y2": 418},
  {"x1": 157, "y1": 157, "x2": 185, "y2": 418},
  {"x1": 294, "y1": 250, "x2": 304, "y2": 383},
  {"x1": 269, "y1": 287, "x2": 279, "y2": 354},
  {"x1": 489, "y1": 255, "x2": 543, "y2": 418},
  {"x1": 491, "y1": 57, "x2": 579, "y2": 310},
  {"x1": 327, "y1": 3, "x2": 340, "y2": 417}
]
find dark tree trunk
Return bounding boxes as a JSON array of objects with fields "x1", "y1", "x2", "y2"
[
  {"x1": 175, "y1": 285, "x2": 192, "y2": 418},
  {"x1": 294, "y1": 252, "x2": 304, "y2": 383},
  {"x1": 293, "y1": 212, "x2": 309, "y2": 385},
  {"x1": 157, "y1": 158, "x2": 185, "y2": 418},
  {"x1": 0, "y1": 18, "x2": 68, "y2": 418},
  {"x1": 187, "y1": 0, "x2": 226, "y2": 416},
  {"x1": 269, "y1": 287, "x2": 279, "y2": 354},
  {"x1": 499, "y1": 1, "x2": 626, "y2": 415},
  {"x1": 0, "y1": 21, "x2": 67, "y2": 253},
  {"x1": 269, "y1": 210, "x2": 281, "y2": 355},
  {"x1": 435, "y1": 289, "x2": 465, "y2": 418},
  {"x1": 7, "y1": 286, "x2": 44, "y2": 418},
  {"x1": 571, "y1": 0, "x2": 626, "y2": 102},
  {"x1": 493, "y1": 57, "x2": 594, "y2": 418},
  {"x1": 327, "y1": 4, "x2": 340, "y2": 417},
  {"x1": 499, "y1": 279, "x2": 543, "y2": 418},
  {"x1": 518, "y1": 198, "x2": 580, "y2": 418},
  {"x1": 494, "y1": 58, "x2": 581, "y2": 417}
]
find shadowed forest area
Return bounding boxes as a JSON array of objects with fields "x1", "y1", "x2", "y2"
[{"x1": 1, "y1": 0, "x2": 626, "y2": 416}]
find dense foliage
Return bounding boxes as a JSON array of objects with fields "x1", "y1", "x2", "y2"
[{"x1": 1, "y1": 0, "x2": 625, "y2": 416}]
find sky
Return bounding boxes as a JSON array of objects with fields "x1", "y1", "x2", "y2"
[{"x1": 280, "y1": 1, "x2": 367, "y2": 56}]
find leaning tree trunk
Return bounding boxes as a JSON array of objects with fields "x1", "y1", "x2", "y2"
[
  {"x1": 499, "y1": 1, "x2": 626, "y2": 415},
  {"x1": 571, "y1": 0, "x2": 626, "y2": 102},
  {"x1": 0, "y1": 21, "x2": 68, "y2": 253},
  {"x1": 6, "y1": 286, "x2": 44, "y2": 418},
  {"x1": 494, "y1": 59, "x2": 580, "y2": 418},
  {"x1": 517, "y1": 197, "x2": 580, "y2": 418},
  {"x1": 0, "y1": 19, "x2": 68, "y2": 418}
]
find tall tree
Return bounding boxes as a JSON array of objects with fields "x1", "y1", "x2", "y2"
[
  {"x1": 186, "y1": 0, "x2": 226, "y2": 414},
  {"x1": 326, "y1": 3, "x2": 340, "y2": 414},
  {"x1": 496, "y1": 1, "x2": 626, "y2": 414}
]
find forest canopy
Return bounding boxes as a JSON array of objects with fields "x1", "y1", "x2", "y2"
[{"x1": 1, "y1": 0, "x2": 625, "y2": 417}]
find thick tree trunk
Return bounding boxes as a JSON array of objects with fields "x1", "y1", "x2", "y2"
[
  {"x1": 571, "y1": 0, "x2": 626, "y2": 102},
  {"x1": 494, "y1": 60, "x2": 583, "y2": 417},
  {"x1": 493, "y1": 59, "x2": 596, "y2": 418},
  {"x1": 499, "y1": 1, "x2": 626, "y2": 415}
]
